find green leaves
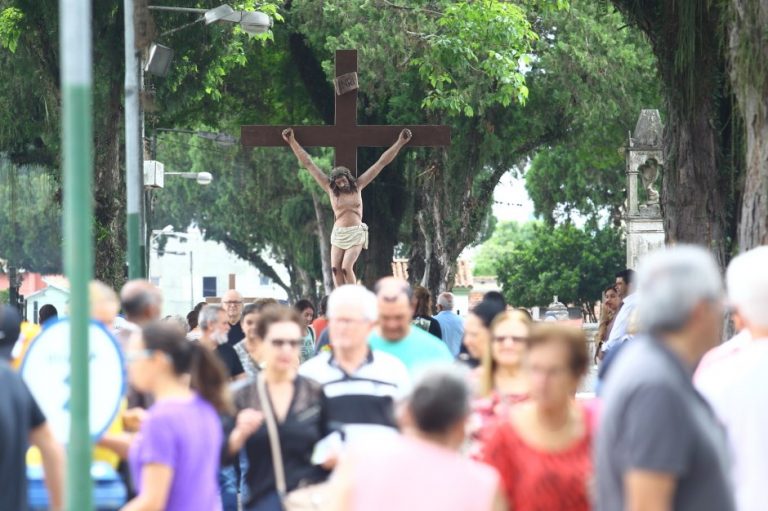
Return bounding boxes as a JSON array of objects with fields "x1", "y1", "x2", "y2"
[
  {"x1": 494, "y1": 221, "x2": 624, "y2": 309},
  {"x1": 0, "y1": 7, "x2": 23, "y2": 53},
  {"x1": 415, "y1": 0, "x2": 539, "y2": 115}
]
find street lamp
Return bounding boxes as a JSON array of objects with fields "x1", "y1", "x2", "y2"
[
  {"x1": 166, "y1": 172, "x2": 214, "y2": 185},
  {"x1": 154, "y1": 127, "x2": 238, "y2": 147},
  {"x1": 125, "y1": 2, "x2": 273, "y2": 280},
  {"x1": 148, "y1": 4, "x2": 273, "y2": 38}
]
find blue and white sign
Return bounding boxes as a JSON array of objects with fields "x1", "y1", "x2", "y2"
[{"x1": 20, "y1": 318, "x2": 126, "y2": 442}]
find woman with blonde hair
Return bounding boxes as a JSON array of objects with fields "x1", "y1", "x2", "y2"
[{"x1": 469, "y1": 310, "x2": 532, "y2": 457}]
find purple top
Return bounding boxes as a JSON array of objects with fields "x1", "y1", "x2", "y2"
[{"x1": 129, "y1": 394, "x2": 223, "y2": 511}]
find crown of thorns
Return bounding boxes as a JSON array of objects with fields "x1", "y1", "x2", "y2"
[{"x1": 329, "y1": 166, "x2": 356, "y2": 182}]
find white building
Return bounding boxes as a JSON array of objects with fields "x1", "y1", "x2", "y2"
[
  {"x1": 24, "y1": 279, "x2": 70, "y2": 323},
  {"x1": 148, "y1": 227, "x2": 289, "y2": 316}
]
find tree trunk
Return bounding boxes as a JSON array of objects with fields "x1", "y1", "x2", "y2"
[
  {"x1": 729, "y1": 0, "x2": 768, "y2": 249},
  {"x1": 662, "y1": 98, "x2": 727, "y2": 265},
  {"x1": 311, "y1": 191, "x2": 334, "y2": 294},
  {"x1": 612, "y1": 0, "x2": 731, "y2": 266},
  {"x1": 93, "y1": 80, "x2": 126, "y2": 289}
]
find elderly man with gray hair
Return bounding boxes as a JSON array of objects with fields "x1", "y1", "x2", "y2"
[
  {"x1": 300, "y1": 285, "x2": 410, "y2": 445},
  {"x1": 596, "y1": 246, "x2": 735, "y2": 511},
  {"x1": 434, "y1": 292, "x2": 464, "y2": 357},
  {"x1": 198, "y1": 304, "x2": 244, "y2": 381},
  {"x1": 695, "y1": 246, "x2": 768, "y2": 511}
]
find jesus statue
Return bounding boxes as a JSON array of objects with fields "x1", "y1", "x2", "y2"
[{"x1": 282, "y1": 127, "x2": 412, "y2": 287}]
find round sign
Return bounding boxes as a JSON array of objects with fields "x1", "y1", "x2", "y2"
[{"x1": 20, "y1": 318, "x2": 126, "y2": 442}]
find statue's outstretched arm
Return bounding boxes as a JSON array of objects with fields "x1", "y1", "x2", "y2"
[
  {"x1": 357, "y1": 129, "x2": 412, "y2": 189},
  {"x1": 282, "y1": 128, "x2": 329, "y2": 192}
]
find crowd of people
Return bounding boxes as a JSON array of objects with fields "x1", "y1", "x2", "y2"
[{"x1": 1, "y1": 243, "x2": 767, "y2": 510}]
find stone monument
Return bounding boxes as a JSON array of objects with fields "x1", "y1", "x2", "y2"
[{"x1": 625, "y1": 109, "x2": 665, "y2": 269}]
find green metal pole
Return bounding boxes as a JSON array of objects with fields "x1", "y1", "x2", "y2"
[
  {"x1": 124, "y1": 0, "x2": 143, "y2": 279},
  {"x1": 60, "y1": 0, "x2": 93, "y2": 509}
]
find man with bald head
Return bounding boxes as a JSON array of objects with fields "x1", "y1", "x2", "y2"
[
  {"x1": 221, "y1": 289, "x2": 245, "y2": 346},
  {"x1": 119, "y1": 279, "x2": 163, "y2": 327},
  {"x1": 369, "y1": 277, "x2": 453, "y2": 376}
]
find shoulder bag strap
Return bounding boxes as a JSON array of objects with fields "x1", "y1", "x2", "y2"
[{"x1": 257, "y1": 373, "x2": 288, "y2": 497}]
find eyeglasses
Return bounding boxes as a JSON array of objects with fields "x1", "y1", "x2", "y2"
[
  {"x1": 126, "y1": 349, "x2": 154, "y2": 363},
  {"x1": 222, "y1": 301, "x2": 243, "y2": 307},
  {"x1": 493, "y1": 335, "x2": 528, "y2": 344},
  {"x1": 270, "y1": 338, "x2": 303, "y2": 349}
]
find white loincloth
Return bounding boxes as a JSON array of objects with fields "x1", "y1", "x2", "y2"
[{"x1": 331, "y1": 224, "x2": 369, "y2": 250}]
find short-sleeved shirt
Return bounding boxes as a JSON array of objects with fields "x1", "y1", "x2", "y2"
[
  {"x1": 299, "y1": 349, "x2": 410, "y2": 443},
  {"x1": 482, "y1": 404, "x2": 593, "y2": 511},
  {"x1": 368, "y1": 327, "x2": 453, "y2": 377},
  {"x1": 696, "y1": 334, "x2": 768, "y2": 511},
  {"x1": 434, "y1": 310, "x2": 465, "y2": 357},
  {"x1": 0, "y1": 361, "x2": 46, "y2": 511},
  {"x1": 227, "y1": 321, "x2": 244, "y2": 347},
  {"x1": 595, "y1": 336, "x2": 734, "y2": 511},
  {"x1": 215, "y1": 343, "x2": 244, "y2": 379},
  {"x1": 128, "y1": 394, "x2": 223, "y2": 511},
  {"x1": 233, "y1": 376, "x2": 330, "y2": 506}
]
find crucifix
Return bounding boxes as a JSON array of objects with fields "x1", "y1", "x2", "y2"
[{"x1": 241, "y1": 49, "x2": 451, "y2": 287}]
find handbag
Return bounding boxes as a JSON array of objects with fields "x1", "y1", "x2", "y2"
[{"x1": 256, "y1": 374, "x2": 332, "y2": 511}]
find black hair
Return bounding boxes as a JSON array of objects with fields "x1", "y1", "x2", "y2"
[
  {"x1": 142, "y1": 322, "x2": 231, "y2": 413},
  {"x1": 471, "y1": 300, "x2": 505, "y2": 329},
  {"x1": 294, "y1": 299, "x2": 315, "y2": 315},
  {"x1": 482, "y1": 291, "x2": 506, "y2": 309},
  {"x1": 329, "y1": 167, "x2": 358, "y2": 196},
  {"x1": 408, "y1": 369, "x2": 470, "y2": 435},
  {"x1": 615, "y1": 269, "x2": 635, "y2": 286},
  {"x1": 241, "y1": 303, "x2": 260, "y2": 320},
  {"x1": 39, "y1": 304, "x2": 58, "y2": 324},
  {"x1": 603, "y1": 284, "x2": 618, "y2": 294}
]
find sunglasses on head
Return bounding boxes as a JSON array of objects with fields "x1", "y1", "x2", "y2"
[{"x1": 270, "y1": 338, "x2": 303, "y2": 349}]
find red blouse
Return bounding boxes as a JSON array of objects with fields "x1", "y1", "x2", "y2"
[{"x1": 481, "y1": 405, "x2": 593, "y2": 511}]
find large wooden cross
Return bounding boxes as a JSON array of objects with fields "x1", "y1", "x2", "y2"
[{"x1": 240, "y1": 50, "x2": 451, "y2": 175}]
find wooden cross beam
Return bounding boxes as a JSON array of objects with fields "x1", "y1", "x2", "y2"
[{"x1": 240, "y1": 50, "x2": 451, "y2": 175}]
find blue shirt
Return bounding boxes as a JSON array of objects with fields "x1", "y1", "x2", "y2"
[
  {"x1": 368, "y1": 327, "x2": 453, "y2": 377},
  {"x1": 433, "y1": 310, "x2": 464, "y2": 357}
]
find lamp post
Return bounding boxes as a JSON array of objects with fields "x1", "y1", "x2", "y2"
[
  {"x1": 60, "y1": 0, "x2": 94, "y2": 507},
  {"x1": 125, "y1": 3, "x2": 271, "y2": 279}
]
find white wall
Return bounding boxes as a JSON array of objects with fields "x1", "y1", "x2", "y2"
[
  {"x1": 148, "y1": 227, "x2": 290, "y2": 316},
  {"x1": 25, "y1": 287, "x2": 70, "y2": 323}
]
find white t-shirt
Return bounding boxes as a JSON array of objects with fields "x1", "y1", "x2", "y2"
[{"x1": 695, "y1": 332, "x2": 768, "y2": 511}]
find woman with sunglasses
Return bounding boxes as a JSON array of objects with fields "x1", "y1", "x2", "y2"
[
  {"x1": 227, "y1": 305, "x2": 332, "y2": 511},
  {"x1": 482, "y1": 324, "x2": 593, "y2": 511},
  {"x1": 121, "y1": 322, "x2": 230, "y2": 511},
  {"x1": 468, "y1": 310, "x2": 532, "y2": 458}
]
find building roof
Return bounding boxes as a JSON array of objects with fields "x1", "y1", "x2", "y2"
[
  {"x1": 0, "y1": 272, "x2": 68, "y2": 296},
  {"x1": 390, "y1": 259, "x2": 473, "y2": 289}
]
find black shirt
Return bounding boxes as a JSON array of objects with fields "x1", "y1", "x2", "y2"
[
  {"x1": 227, "y1": 322, "x2": 244, "y2": 347},
  {"x1": 412, "y1": 315, "x2": 443, "y2": 340},
  {"x1": 233, "y1": 376, "x2": 330, "y2": 505},
  {"x1": 215, "y1": 343, "x2": 245, "y2": 379},
  {"x1": 0, "y1": 361, "x2": 46, "y2": 511}
]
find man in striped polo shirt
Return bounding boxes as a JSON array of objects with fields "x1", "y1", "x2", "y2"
[{"x1": 299, "y1": 285, "x2": 410, "y2": 445}]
